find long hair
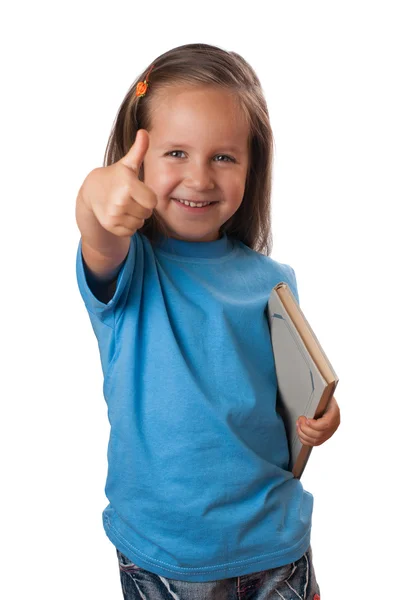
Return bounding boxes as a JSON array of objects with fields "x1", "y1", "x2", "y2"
[{"x1": 103, "y1": 43, "x2": 274, "y2": 255}]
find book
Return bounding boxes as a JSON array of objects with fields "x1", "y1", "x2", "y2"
[{"x1": 266, "y1": 282, "x2": 339, "y2": 479}]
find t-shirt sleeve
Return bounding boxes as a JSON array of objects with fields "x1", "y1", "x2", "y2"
[
  {"x1": 282, "y1": 264, "x2": 300, "y2": 305},
  {"x1": 75, "y1": 234, "x2": 136, "y2": 326}
]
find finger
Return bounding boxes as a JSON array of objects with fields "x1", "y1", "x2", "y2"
[
  {"x1": 107, "y1": 213, "x2": 146, "y2": 235},
  {"x1": 309, "y1": 410, "x2": 340, "y2": 433},
  {"x1": 296, "y1": 422, "x2": 320, "y2": 444},
  {"x1": 108, "y1": 191, "x2": 153, "y2": 220},
  {"x1": 120, "y1": 213, "x2": 147, "y2": 231},
  {"x1": 111, "y1": 221, "x2": 145, "y2": 236},
  {"x1": 109, "y1": 173, "x2": 157, "y2": 213},
  {"x1": 129, "y1": 177, "x2": 158, "y2": 211},
  {"x1": 299, "y1": 415, "x2": 331, "y2": 433},
  {"x1": 297, "y1": 429, "x2": 319, "y2": 446},
  {"x1": 120, "y1": 129, "x2": 150, "y2": 175}
]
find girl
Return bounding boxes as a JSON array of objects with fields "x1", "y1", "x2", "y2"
[{"x1": 75, "y1": 42, "x2": 340, "y2": 600}]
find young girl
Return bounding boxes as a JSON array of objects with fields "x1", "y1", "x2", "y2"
[{"x1": 75, "y1": 42, "x2": 340, "y2": 600}]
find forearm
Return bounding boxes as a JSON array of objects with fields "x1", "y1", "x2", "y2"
[{"x1": 75, "y1": 186, "x2": 131, "y2": 280}]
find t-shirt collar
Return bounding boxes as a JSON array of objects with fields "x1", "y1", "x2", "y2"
[{"x1": 153, "y1": 231, "x2": 231, "y2": 258}]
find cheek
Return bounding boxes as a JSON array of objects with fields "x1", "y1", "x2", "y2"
[
  {"x1": 223, "y1": 173, "x2": 246, "y2": 198},
  {"x1": 147, "y1": 163, "x2": 178, "y2": 195}
]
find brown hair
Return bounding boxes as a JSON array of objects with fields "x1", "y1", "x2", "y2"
[{"x1": 103, "y1": 43, "x2": 274, "y2": 255}]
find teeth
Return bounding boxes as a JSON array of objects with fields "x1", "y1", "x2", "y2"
[{"x1": 175, "y1": 198, "x2": 212, "y2": 208}]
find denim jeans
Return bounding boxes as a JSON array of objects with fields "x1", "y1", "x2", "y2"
[{"x1": 116, "y1": 545, "x2": 321, "y2": 599}]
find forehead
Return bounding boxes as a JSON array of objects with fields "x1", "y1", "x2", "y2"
[{"x1": 148, "y1": 85, "x2": 250, "y2": 149}]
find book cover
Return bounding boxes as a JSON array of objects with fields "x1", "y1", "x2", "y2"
[{"x1": 266, "y1": 282, "x2": 339, "y2": 478}]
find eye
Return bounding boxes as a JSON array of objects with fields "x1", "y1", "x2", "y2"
[
  {"x1": 167, "y1": 150, "x2": 185, "y2": 158},
  {"x1": 214, "y1": 154, "x2": 235, "y2": 162},
  {"x1": 166, "y1": 151, "x2": 236, "y2": 162}
]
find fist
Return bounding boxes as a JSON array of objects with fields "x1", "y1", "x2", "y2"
[{"x1": 81, "y1": 129, "x2": 158, "y2": 237}]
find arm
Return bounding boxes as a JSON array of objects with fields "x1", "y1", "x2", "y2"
[
  {"x1": 75, "y1": 187, "x2": 131, "y2": 303},
  {"x1": 75, "y1": 186, "x2": 131, "y2": 282},
  {"x1": 75, "y1": 133, "x2": 155, "y2": 299}
]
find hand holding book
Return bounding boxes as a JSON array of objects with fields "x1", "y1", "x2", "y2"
[
  {"x1": 296, "y1": 395, "x2": 340, "y2": 447},
  {"x1": 266, "y1": 281, "x2": 340, "y2": 478}
]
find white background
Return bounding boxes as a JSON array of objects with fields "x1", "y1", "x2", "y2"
[{"x1": 2, "y1": 1, "x2": 397, "y2": 598}]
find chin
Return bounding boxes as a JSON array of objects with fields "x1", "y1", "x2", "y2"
[{"x1": 169, "y1": 229, "x2": 219, "y2": 243}]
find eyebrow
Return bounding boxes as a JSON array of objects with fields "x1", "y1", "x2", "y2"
[{"x1": 160, "y1": 142, "x2": 244, "y2": 154}]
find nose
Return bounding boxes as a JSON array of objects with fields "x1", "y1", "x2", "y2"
[{"x1": 183, "y1": 161, "x2": 215, "y2": 191}]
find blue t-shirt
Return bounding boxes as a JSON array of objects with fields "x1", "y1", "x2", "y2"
[{"x1": 75, "y1": 231, "x2": 313, "y2": 582}]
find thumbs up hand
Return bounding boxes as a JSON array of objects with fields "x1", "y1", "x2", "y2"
[{"x1": 80, "y1": 129, "x2": 158, "y2": 237}]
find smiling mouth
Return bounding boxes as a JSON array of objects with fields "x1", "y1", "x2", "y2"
[{"x1": 172, "y1": 198, "x2": 219, "y2": 208}]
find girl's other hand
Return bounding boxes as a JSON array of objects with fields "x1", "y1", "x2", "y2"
[{"x1": 296, "y1": 396, "x2": 341, "y2": 446}]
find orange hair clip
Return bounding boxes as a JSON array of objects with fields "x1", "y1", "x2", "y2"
[{"x1": 136, "y1": 64, "x2": 155, "y2": 98}]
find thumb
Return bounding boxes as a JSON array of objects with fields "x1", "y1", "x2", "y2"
[{"x1": 120, "y1": 129, "x2": 150, "y2": 175}]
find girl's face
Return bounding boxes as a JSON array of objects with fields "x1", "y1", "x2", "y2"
[{"x1": 143, "y1": 85, "x2": 250, "y2": 242}]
